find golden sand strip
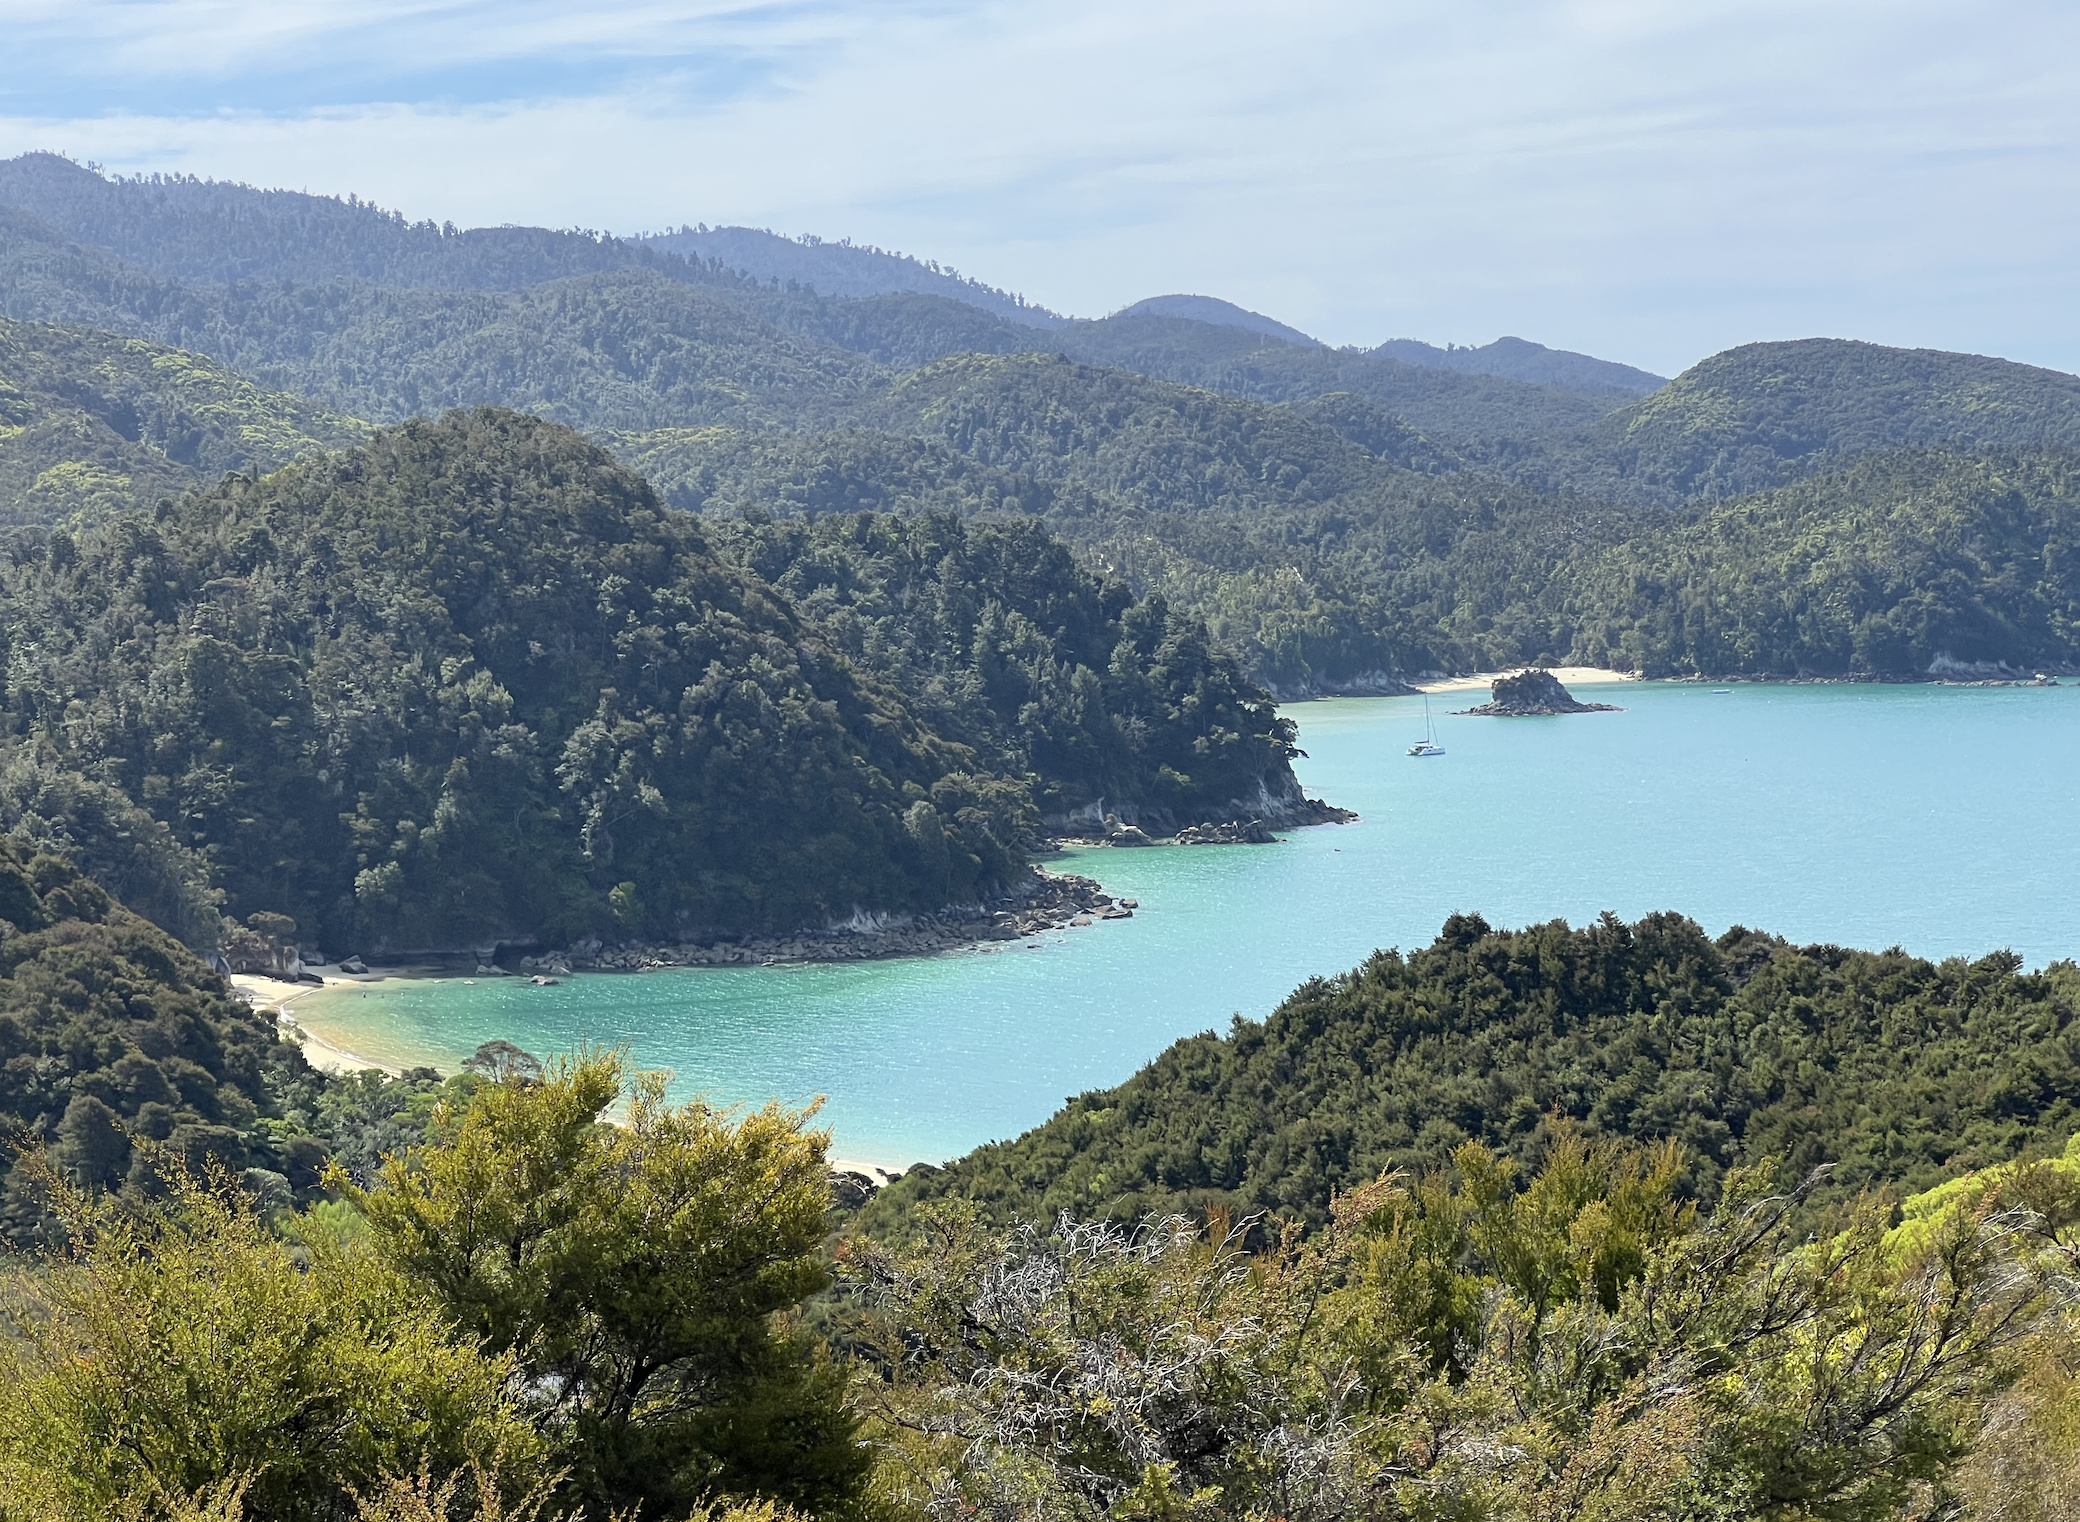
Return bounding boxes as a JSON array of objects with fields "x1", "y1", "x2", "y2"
[{"x1": 1413, "y1": 666, "x2": 1638, "y2": 695}]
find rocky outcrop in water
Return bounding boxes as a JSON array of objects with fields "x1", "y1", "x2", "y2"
[
  {"x1": 1458, "y1": 670, "x2": 1622, "y2": 716},
  {"x1": 1175, "y1": 819, "x2": 1278, "y2": 845}
]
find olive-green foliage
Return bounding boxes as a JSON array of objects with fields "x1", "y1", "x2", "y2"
[
  {"x1": 342, "y1": 1051, "x2": 867, "y2": 1520},
  {"x1": 868, "y1": 910, "x2": 2080, "y2": 1234},
  {"x1": 707, "y1": 510, "x2": 1303, "y2": 825},
  {"x1": 1067, "y1": 446, "x2": 2080, "y2": 687},
  {"x1": 610, "y1": 425, "x2": 1066, "y2": 521},
  {"x1": 850, "y1": 1135, "x2": 2046, "y2": 1522},
  {"x1": 0, "y1": 407, "x2": 1029, "y2": 950},
  {"x1": 0, "y1": 836, "x2": 320, "y2": 1241},
  {"x1": 0, "y1": 1160, "x2": 545, "y2": 1522},
  {"x1": 0, "y1": 199, "x2": 875, "y2": 438},
  {"x1": 866, "y1": 353, "x2": 1392, "y2": 516},
  {"x1": 0, "y1": 315, "x2": 366, "y2": 523}
]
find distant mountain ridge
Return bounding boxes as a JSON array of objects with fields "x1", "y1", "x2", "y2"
[
  {"x1": 0, "y1": 151, "x2": 718, "y2": 293},
  {"x1": 1377, "y1": 335, "x2": 1665, "y2": 397},
  {"x1": 639, "y1": 224, "x2": 1064, "y2": 328},
  {"x1": 1115, "y1": 294, "x2": 1320, "y2": 347}
]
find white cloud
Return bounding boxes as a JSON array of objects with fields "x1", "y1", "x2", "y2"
[{"x1": 2, "y1": 0, "x2": 2077, "y2": 374}]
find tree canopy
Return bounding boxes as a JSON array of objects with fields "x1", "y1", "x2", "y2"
[{"x1": 866, "y1": 910, "x2": 2080, "y2": 1232}]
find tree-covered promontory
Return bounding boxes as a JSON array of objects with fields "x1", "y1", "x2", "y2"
[
  {"x1": 0, "y1": 408, "x2": 1307, "y2": 953},
  {"x1": 0, "y1": 408, "x2": 1034, "y2": 951}
]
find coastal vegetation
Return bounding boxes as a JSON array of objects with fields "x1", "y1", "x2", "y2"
[
  {"x1": 10, "y1": 1038, "x2": 2080, "y2": 1519},
  {"x1": 866, "y1": 910, "x2": 2080, "y2": 1231},
  {"x1": 5, "y1": 823, "x2": 2080, "y2": 1515}
]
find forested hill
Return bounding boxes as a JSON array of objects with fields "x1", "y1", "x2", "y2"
[
  {"x1": 1375, "y1": 334, "x2": 1667, "y2": 396},
  {"x1": 0, "y1": 316, "x2": 366, "y2": 523},
  {"x1": 1552, "y1": 338, "x2": 2080, "y2": 504},
  {"x1": 9, "y1": 156, "x2": 2080, "y2": 695},
  {"x1": 869, "y1": 910, "x2": 2080, "y2": 1231},
  {"x1": 0, "y1": 408, "x2": 1307, "y2": 951}
]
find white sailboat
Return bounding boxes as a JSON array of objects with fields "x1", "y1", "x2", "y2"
[{"x1": 1408, "y1": 694, "x2": 1445, "y2": 757}]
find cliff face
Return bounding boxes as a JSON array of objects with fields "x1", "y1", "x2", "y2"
[{"x1": 1459, "y1": 670, "x2": 1623, "y2": 716}]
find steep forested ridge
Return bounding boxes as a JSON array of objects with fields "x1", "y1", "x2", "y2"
[
  {"x1": 642, "y1": 223, "x2": 1066, "y2": 326},
  {"x1": 0, "y1": 151, "x2": 719, "y2": 292},
  {"x1": 872, "y1": 911, "x2": 2080, "y2": 1231},
  {"x1": 0, "y1": 410, "x2": 1036, "y2": 950},
  {"x1": 1575, "y1": 338, "x2": 2080, "y2": 503}
]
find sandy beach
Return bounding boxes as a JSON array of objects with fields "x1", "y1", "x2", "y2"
[
  {"x1": 1414, "y1": 666, "x2": 1639, "y2": 695},
  {"x1": 231, "y1": 969, "x2": 436, "y2": 1076}
]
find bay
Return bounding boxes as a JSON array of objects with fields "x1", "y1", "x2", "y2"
[{"x1": 295, "y1": 681, "x2": 2080, "y2": 1168}]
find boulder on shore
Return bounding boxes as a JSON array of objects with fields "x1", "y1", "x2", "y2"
[{"x1": 1458, "y1": 670, "x2": 1622, "y2": 716}]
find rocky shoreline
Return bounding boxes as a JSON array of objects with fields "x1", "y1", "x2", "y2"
[
  {"x1": 511, "y1": 868, "x2": 1136, "y2": 974},
  {"x1": 1058, "y1": 797, "x2": 1358, "y2": 848}
]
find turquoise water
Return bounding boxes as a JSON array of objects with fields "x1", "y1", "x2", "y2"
[{"x1": 299, "y1": 683, "x2": 2080, "y2": 1168}]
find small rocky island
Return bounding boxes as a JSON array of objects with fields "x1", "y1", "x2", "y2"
[{"x1": 1458, "y1": 669, "x2": 1624, "y2": 716}]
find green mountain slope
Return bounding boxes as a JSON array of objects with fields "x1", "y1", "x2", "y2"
[
  {"x1": 1376, "y1": 334, "x2": 1666, "y2": 395},
  {"x1": 642, "y1": 224, "x2": 1066, "y2": 327},
  {"x1": 1566, "y1": 448, "x2": 2080, "y2": 677},
  {"x1": 0, "y1": 316, "x2": 366, "y2": 522},
  {"x1": 868, "y1": 911, "x2": 2080, "y2": 1231},
  {"x1": 707, "y1": 510, "x2": 1307, "y2": 829},
  {"x1": 1047, "y1": 312, "x2": 1626, "y2": 446},
  {"x1": 1559, "y1": 338, "x2": 2080, "y2": 504},
  {"x1": 868, "y1": 352, "x2": 1396, "y2": 512}
]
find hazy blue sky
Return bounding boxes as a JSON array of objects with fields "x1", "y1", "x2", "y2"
[{"x1": 1, "y1": 0, "x2": 2074, "y2": 375}]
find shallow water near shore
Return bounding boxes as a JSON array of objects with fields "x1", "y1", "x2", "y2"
[{"x1": 296, "y1": 682, "x2": 2080, "y2": 1168}]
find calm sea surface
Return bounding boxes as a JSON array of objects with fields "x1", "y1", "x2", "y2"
[{"x1": 296, "y1": 682, "x2": 2080, "y2": 1167}]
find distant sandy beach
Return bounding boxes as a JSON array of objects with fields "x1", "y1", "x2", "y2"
[
  {"x1": 231, "y1": 969, "x2": 442, "y2": 1076},
  {"x1": 1415, "y1": 666, "x2": 1639, "y2": 695}
]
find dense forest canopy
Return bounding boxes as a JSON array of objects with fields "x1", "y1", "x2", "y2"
[
  {"x1": 0, "y1": 835, "x2": 322, "y2": 1234},
  {"x1": 0, "y1": 408, "x2": 1302, "y2": 952},
  {"x1": 706, "y1": 509, "x2": 1304, "y2": 827},
  {"x1": 641, "y1": 222, "x2": 1067, "y2": 326},
  {"x1": 869, "y1": 909, "x2": 2080, "y2": 1233}
]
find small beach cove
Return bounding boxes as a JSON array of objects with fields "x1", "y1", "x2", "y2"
[{"x1": 288, "y1": 680, "x2": 2080, "y2": 1171}]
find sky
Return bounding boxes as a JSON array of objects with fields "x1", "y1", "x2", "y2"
[{"x1": 0, "y1": 0, "x2": 2076, "y2": 377}]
